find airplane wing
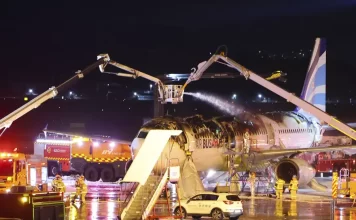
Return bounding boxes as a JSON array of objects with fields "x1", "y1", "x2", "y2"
[
  {"x1": 249, "y1": 144, "x2": 356, "y2": 161},
  {"x1": 42, "y1": 129, "x2": 132, "y2": 145},
  {"x1": 323, "y1": 122, "x2": 356, "y2": 131}
]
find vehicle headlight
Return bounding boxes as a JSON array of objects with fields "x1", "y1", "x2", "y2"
[{"x1": 21, "y1": 196, "x2": 28, "y2": 203}]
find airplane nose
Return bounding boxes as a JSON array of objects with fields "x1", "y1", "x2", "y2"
[{"x1": 130, "y1": 138, "x2": 145, "y2": 159}]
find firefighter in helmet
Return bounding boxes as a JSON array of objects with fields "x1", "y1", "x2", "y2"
[
  {"x1": 79, "y1": 175, "x2": 87, "y2": 203},
  {"x1": 72, "y1": 175, "x2": 81, "y2": 203},
  {"x1": 275, "y1": 178, "x2": 285, "y2": 199},
  {"x1": 52, "y1": 174, "x2": 66, "y2": 193},
  {"x1": 243, "y1": 128, "x2": 251, "y2": 154},
  {"x1": 289, "y1": 175, "x2": 299, "y2": 200}
]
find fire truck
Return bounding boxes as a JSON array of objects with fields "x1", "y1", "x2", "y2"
[
  {"x1": 34, "y1": 131, "x2": 131, "y2": 182},
  {"x1": 0, "y1": 152, "x2": 48, "y2": 193},
  {"x1": 0, "y1": 54, "x2": 177, "y2": 184},
  {"x1": 315, "y1": 152, "x2": 356, "y2": 177}
]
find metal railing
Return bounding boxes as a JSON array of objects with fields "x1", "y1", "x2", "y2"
[
  {"x1": 118, "y1": 182, "x2": 139, "y2": 216},
  {"x1": 139, "y1": 156, "x2": 168, "y2": 217}
]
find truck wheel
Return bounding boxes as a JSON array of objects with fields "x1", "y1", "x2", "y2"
[
  {"x1": 49, "y1": 164, "x2": 59, "y2": 176},
  {"x1": 84, "y1": 166, "x2": 100, "y2": 181},
  {"x1": 101, "y1": 167, "x2": 114, "y2": 182}
]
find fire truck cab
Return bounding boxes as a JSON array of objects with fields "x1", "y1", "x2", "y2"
[{"x1": 0, "y1": 152, "x2": 48, "y2": 193}]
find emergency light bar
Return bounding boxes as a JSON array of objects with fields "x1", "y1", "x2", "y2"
[{"x1": 35, "y1": 139, "x2": 73, "y2": 144}]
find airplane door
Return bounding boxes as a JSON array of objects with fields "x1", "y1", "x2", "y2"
[
  {"x1": 30, "y1": 168, "x2": 36, "y2": 186},
  {"x1": 268, "y1": 121, "x2": 279, "y2": 146}
]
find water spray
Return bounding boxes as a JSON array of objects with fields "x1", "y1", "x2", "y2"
[{"x1": 184, "y1": 92, "x2": 245, "y2": 116}]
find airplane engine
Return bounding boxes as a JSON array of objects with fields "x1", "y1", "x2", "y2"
[{"x1": 275, "y1": 158, "x2": 316, "y2": 185}]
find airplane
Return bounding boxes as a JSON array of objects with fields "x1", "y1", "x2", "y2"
[{"x1": 128, "y1": 38, "x2": 356, "y2": 198}]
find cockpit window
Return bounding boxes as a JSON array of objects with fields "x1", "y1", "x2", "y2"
[{"x1": 137, "y1": 131, "x2": 148, "y2": 139}]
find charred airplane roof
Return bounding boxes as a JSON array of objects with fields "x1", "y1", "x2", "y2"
[{"x1": 141, "y1": 114, "x2": 266, "y2": 135}]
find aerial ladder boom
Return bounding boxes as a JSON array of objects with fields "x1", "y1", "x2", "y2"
[
  {"x1": 97, "y1": 54, "x2": 169, "y2": 103},
  {"x1": 180, "y1": 54, "x2": 356, "y2": 141},
  {"x1": 0, "y1": 53, "x2": 176, "y2": 133},
  {"x1": 0, "y1": 57, "x2": 110, "y2": 132}
]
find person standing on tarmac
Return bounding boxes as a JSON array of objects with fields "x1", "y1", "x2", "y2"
[
  {"x1": 275, "y1": 178, "x2": 285, "y2": 199},
  {"x1": 79, "y1": 175, "x2": 87, "y2": 203},
  {"x1": 52, "y1": 174, "x2": 66, "y2": 192},
  {"x1": 289, "y1": 175, "x2": 299, "y2": 200},
  {"x1": 51, "y1": 175, "x2": 59, "y2": 191},
  {"x1": 55, "y1": 176, "x2": 66, "y2": 193},
  {"x1": 72, "y1": 175, "x2": 81, "y2": 203}
]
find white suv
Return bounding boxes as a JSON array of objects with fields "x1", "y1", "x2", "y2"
[{"x1": 173, "y1": 192, "x2": 243, "y2": 220}]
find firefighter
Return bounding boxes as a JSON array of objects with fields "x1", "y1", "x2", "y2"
[
  {"x1": 275, "y1": 178, "x2": 285, "y2": 199},
  {"x1": 79, "y1": 175, "x2": 87, "y2": 203},
  {"x1": 248, "y1": 172, "x2": 256, "y2": 197},
  {"x1": 243, "y1": 128, "x2": 251, "y2": 154},
  {"x1": 289, "y1": 175, "x2": 299, "y2": 200},
  {"x1": 55, "y1": 176, "x2": 66, "y2": 193},
  {"x1": 72, "y1": 175, "x2": 81, "y2": 203},
  {"x1": 52, "y1": 175, "x2": 62, "y2": 192}
]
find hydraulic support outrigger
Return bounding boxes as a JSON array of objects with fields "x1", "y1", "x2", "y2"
[{"x1": 178, "y1": 53, "x2": 356, "y2": 141}]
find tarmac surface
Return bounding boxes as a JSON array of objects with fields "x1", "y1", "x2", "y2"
[
  {"x1": 58, "y1": 176, "x2": 356, "y2": 219},
  {"x1": 65, "y1": 195, "x2": 356, "y2": 219}
]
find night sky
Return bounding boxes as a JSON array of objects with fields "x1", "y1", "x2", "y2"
[{"x1": 1, "y1": 1, "x2": 356, "y2": 152}]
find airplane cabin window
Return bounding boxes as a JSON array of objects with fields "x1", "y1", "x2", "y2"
[{"x1": 137, "y1": 131, "x2": 148, "y2": 139}]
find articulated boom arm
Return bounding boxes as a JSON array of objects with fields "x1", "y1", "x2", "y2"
[
  {"x1": 97, "y1": 54, "x2": 181, "y2": 104},
  {"x1": 0, "y1": 52, "x2": 184, "y2": 133},
  {"x1": 180, "y1": 54, "x2": 356, "y2": 141},
  {"x1": 0, "y1": 57, "x2": 109, "y2": 132}
]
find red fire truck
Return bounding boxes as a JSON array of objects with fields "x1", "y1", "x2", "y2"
[
  {"x1": 315, "y1": 152, "x2": 356, "y2": 176},
  {"x1": 34, "y1": 131, "x2": 132, "y2": 182},
  {"x1": 43, "y1": 143, "x2": 71, "y2": 176}
]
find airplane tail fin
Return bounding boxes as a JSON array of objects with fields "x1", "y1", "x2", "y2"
[{"x1": 297, "y1": 38, "x2": 326, "y2": 112}]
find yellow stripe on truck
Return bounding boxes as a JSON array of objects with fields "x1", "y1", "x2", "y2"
[{"x1": 71, "y1": 154, "x2": 130, "y2": 162}]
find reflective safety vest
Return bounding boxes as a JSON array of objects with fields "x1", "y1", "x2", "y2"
[
  {"x1": 275, "y1": 179, "x2": 285, "y2": 190},
  {"x1": 79, "y1": 179, "x2": 88, "y2": 193},
  {"x1": 56, "y1": 181, "x2": 66, "y2": 193},
  {"x1": 52, "y1": 179, "x2": 58, "y2": 190},
  {"x1": 289, "y1": 179, "x2": 299, "y2": 190}
]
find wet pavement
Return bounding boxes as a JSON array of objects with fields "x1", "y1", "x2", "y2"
[
  {"x1": 65, "y1": 196, "x2": 356, "y2": 219},
  {"x1": 60, "y1": 177, "x2": 356, "y2": 219}
]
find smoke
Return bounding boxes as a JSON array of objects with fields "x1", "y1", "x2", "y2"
[{"x1": 184, "y1": 92, "x2": 245, "y2": 116}]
